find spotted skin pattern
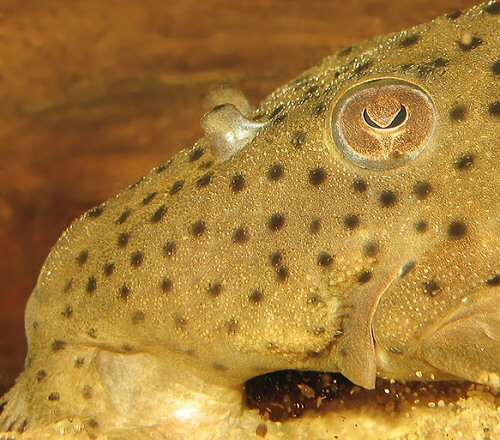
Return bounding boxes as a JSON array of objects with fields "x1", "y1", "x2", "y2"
[{"x1": 1, "y1": 2, "x2": 499, "y2": 439}]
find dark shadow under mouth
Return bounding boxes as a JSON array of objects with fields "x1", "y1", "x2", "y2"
[{"x1": 244, "y1": 370, "x2": 473, "y2": 422}]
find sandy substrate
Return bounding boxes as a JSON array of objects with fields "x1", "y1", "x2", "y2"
[{"x1": 1, "y1": 383, "x2": 497, "y2": 439}]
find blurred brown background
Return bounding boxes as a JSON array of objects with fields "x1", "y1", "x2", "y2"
[{"x1": 0, "y1": 0, "x2": 479, "y2": 392}]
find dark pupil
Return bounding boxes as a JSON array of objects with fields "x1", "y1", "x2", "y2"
[{"x1": 363, "y1": 105, "x2": 407, "y2": 129}]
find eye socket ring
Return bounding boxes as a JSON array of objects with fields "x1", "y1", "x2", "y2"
[{"x1": 332, "y1": 79, "x2": 436, "y2": 170}]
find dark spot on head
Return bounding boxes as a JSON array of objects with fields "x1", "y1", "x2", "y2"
[
  {"x1": 120, "y1": 284, "x2": 131, "y2": 300},
  {"x1": 363, "y1": 240, "x2": 379, "y2": 257},
  {"x1": 457, "y1": 36, "x2": 482, "y2": 51},
  {"x1": 116, "y1": 208, "x2": 132, "y2": 225},
  {"x1": 174, "y1": 315, "x2": 187, "y2": 329},
  {"x1": 338, "y1": 46, "x2": 352, "y2": 57},
  {"x1": 305, "y1": 85, "x2": 319, "y2": 96},
  {"x1": 449, "y1": 104, "x2": 467, "y2": 121},
  {"x1": 62, "y1": 305, "x2": 73, "y2": 319},
  {"x1": 353, "y1": 179, "x2": 368, "y2": 193},
  {"x1": 312, "y1": 327, "x2": 325, "y2": 336},
  {"x1": 343, "y1": 214, "x2": 360, "y2": 229},
  {"x1": 424, "y1": 280, "x2": 441, "y2": 296},
  {"x1": 448, "y1": 220, "x2": 467, "y2": 239},
  {"x1": 77, "y1": 250, "x2": 89, "y2": 265},
  {"x1": 492, "y1": 60, "x2": 500, "y2": 75},
  {"x1": 191, "y1": 220, "x2": 207, "y2": 236},
  {"x1": 317, "y1": 251, "x2": 334, "y2": 267},
  {"x1": 446, "y1": 10, "x2": 462, "y2": 19},
  {"x1": 199, "y1": 160, "x2": 213, "y2": 170},
  {"x1": 86, "y1": 276, "x2": 97, "y2": 294},
  {"x1": 52, "y1": 340, "x2": 67, "y2": 352},
  {"x1": 231, "y1": 173, "x2": 246, "y2": 192},
  {"x1": 379, "y1": 191, "x2": 397, "y2": 207},
  {"x1": 212, "y1": 363, "x2": 228, "y2": 372},
  {"x1": 486, "y1": 274, "x2": 500, "y2": 286},
  {"x1": 129, "y1": 176, "x2": 145, "y2": 189},
  {"x1": 208, "y1": 281, "x2": 223, "y2": 297},
  {"x1": 484, "y1": 1, "x2": 500, "y2": 14},
  {"x1": 310, "y1": 218, "x2": 321, "y2": 234},
  {"x1": 88, "y1": 205, "x2": 104, "y2": 218},
  {"x1": 155, "y1": 164, "x2": 166, "y2": 173},
  {"x1": 64, "y1": 279, "x2": 73, "y2": 293},
  {"x1": 276, "y1": 266, "x2": 289, "y2": 282},
  {"x1": 189, "y1": 147, "x2": 205, "y2": 162},
  {"x1": 354, "y1": 60, "x2": 373, "y2": 74},
  {"x1": 267, "y1": 164, "x2": 284, "y2": 181},
  {"x1": 37, "y1": 370, "x2": 47, "y2": 382},
  {"x1": 151, "y1": 205, "x2": 167, "y2": 223},
  {"x1": 118, "y1": 232, "x2": 131, "y2": 247},
  {"x1": 249, "y1": 289, "x2": 264, "y2": 303},
  {"x1": 198, "y1": 160, "x2": 214, "y2": 170},
  {"x1": 87, "y1": 328, "x2": 97, "y2": 338},
  {"x1": 233, "y1": 226, "x2": 249, "y2": 243},
  {"x1": 87, "y1": 419, "x2": 99, "y2": 429},
  {"x1": 415, "y1": 220, "x2": 428, "y2": 233},
  {"x1": 488, "y1": 101, "x2": 500, "y2": 116},
  {"x1": 308, "y1": 168, "x2": 327, "y2": 185},
  {"x1": 18, "y1": 419, "x2": 28, "y2": 433},
  {"x1": 307, "y1": 293, "x2": 323, "y2": 305},
  {"x1": 314, "y1": 102, "x2": 328, "y2": 116},
  {"x1": 268, "y1": 213, "x2": 286, "y2": 231},
  {"x1": 417, "y1": 58, "x2": 448, "y2": 76},
  {"x1": 132, "y1": 311, "x2": 145, "y2": 324},
  {"x1": 455, "y1": 153, "x2": 475, "y2": 170},
  {"x1": 400, "y1": 34, "x2": 420, "y2": 47},
  {"x1": 161, "y1": 278, "x2": 173, "y2": 292},
  {"x1": 170, "y1": 180, "x2": 185, "y2": 195},
  {"x1": 75, "y1": 357, "x2": 85, "y2": 368},
  {"x1": 82, "y1": 385, "x2": 92, "y2": 399},
  {"x1": 413, "y1": 181, "x2": 433, "y2": 200},
  {"x1": 270, "y1": 251, "x2": 283, "y2": 267},
  {"x1": 357, "y1": 271, "x2": 372, "y2": 284},
  {"x1": 292, "y1": 131, "x2": 306, "y2": 148},
  {"x1": 48, "y1": 392, "x2": 60, "y2": 401},
  {"x1": 104, "y1": 262, "x2": 115, "y2": 277},
  {"x1": 400, "y1": 260, "x2": 416, "y2": 277},
  {"x1": 142, "y1": 192, "x2": 157, "y2": 205},
  {"x1": 433, "y1": 58, "x2": 448, "y2": 68},
  {"x1": 131, "y1": 251, "x2": 144, "y2": 267},
  {"x1": 163, "y1": 240, "x2": 177, "y2": 257},
  {"x1": 196, "y1": 172, "x2": 213, "y2": 188},
  {"x1": 122, "y1": 344, "x2": 134, "y2": 352},
  {"x1": 185, "y1": 348, "x2": 196, "y2": 357},
  {"x1": 270, "y1": 104, "x2": 284, "y2": 118},
  {"x1": 225, "y1": 318, "x2": 239, "y2": 335},
  {"x1": 272, "y1": 113, "x2": 287, "y2": 125}
]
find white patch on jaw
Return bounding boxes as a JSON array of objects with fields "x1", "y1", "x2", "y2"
[
  {"x1": 98, "y1": 350, "x2": 244, "y2": 436},
  {"x1": 201, "y1": 104, "x2": 268, "y2": 162}
]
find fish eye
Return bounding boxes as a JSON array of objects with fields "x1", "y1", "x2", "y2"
[{"x1": 332, "y1": 79, "x2": 436, "y2": 170}]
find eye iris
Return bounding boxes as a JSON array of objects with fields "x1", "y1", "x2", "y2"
[{"x1": 332, "y1": 79, "x2": 436, "y2": 170}]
